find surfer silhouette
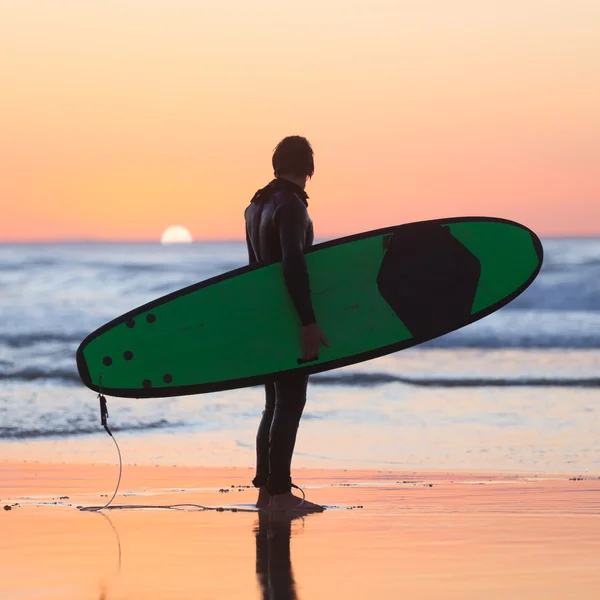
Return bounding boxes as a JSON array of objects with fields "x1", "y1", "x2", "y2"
[{"x1": 245, "y1": 136, "x2": 327, "y2": 511}]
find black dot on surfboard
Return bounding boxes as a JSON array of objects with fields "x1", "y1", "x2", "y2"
[
  {"x1": 102, "y1": 356, "x2": 112, "y2": 366},
  {"x1": 123, "y1": 351, "x2": 133, "y2": 361},
  {"x1": 163, "y1": 374, "x2": 173, "y2": 383},
  {"x1": 125, "y1": 319, "x2": 135, "y2": 328},
  {"x1": 142, "y1": 379, "x2": 152, "y2": 389},
  {"x1": 146, "y1": 314, "x2": 156, "y2": 323}
]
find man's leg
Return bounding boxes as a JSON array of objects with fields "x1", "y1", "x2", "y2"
[
  {"x1": 267, "y1": 375, "x2": 323, "y2": 511},
  {"x1": 253, "y1": 382, "x2": 275, "y2": 507},
  {"x1": 267, "y1": 373, "x2": 322, "y2": 511},
  {"x1": 267, "y1": 372, "x2": 309, "y2": 496}
]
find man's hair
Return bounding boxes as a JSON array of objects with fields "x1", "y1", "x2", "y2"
[{"x1": 272, "y1": 136, "x2": 314, "y2": 179}]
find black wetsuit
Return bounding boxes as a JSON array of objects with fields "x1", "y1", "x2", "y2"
[{"x1": 245, "y1": 178, "x2": 315, "y2": 495}]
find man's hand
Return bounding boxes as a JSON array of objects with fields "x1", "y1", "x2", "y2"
[{"x1": 301, "y1": 323, "x2": 329, "y2": 362}]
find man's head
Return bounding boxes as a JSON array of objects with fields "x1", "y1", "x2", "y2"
[{"x1": 272, "y1": 136, "x2": 314, "y2": 188}]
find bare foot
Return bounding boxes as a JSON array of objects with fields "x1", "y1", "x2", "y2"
[
  {"x1": 255, "y1": 486, "x2": 271, "y2": 509},
  {"x1": 269, "y1": 491, "x2": 324, "y2": 512}
]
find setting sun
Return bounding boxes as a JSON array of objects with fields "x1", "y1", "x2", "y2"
[{"x1": 160, "y1": 226, "x2": 193, "y2": 244}]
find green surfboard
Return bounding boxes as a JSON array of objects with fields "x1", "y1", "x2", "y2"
[{"x1": 76, "y1": 217, "x2": 543, "y2": 398}]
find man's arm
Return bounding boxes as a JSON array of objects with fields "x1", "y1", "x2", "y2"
[
  {"x1": 277, "y1": 198, "x2": 316, "y2": 326},
  {"x1": 246, "y1": 227, "x2": 258, "y2": 266}
]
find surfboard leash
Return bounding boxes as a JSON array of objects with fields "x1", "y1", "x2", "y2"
[
  {"x1": 84, "y1": 375, "x2": 123, "y2": 512},
  {"x1": 291, "y1": 483, "x2": 306, "y2": 508}
]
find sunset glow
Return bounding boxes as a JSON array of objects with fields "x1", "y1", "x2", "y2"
[{"x1": 2, "y1": 1, "x2": 599, "y2": 242}]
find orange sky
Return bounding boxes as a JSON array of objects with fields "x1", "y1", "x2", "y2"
[{"x1": 1, "y1": 0, "x2": 599, "y2": 242}]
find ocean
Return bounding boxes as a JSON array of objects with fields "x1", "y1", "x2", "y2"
[{"x1": 1, "y1": 238, "x2": 599, "y2": 473}]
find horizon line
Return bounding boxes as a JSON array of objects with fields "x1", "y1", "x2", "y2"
[{"x1": 1, "y1": 233, "x2": 600, "y2": 245}]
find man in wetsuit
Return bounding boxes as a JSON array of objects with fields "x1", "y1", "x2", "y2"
[{"x1": 245, "y1": 136, "x2": 328, "y2": 511}]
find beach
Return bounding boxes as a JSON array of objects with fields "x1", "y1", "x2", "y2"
[
  {"x1": 1, "y1": 240, "x2": 600, "y2": 598},
  {"x1": 2, "y1": 461, "x2": 599, "y2": 599},
  {"x1": 3, "y1": 0, "x2": 600, "y2": 595}
]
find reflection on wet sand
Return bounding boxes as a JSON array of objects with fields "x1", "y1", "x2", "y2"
[
  {"x1": 94, "y1": 506, "x2": 316, "y2": 600},
  {"x1": 96, "y1": 512, "x2": 122, "y2": 574},
  {"x1": 255, "y1": 511, "x2": 316, "y2": 600}
]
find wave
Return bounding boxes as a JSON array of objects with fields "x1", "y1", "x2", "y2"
[
  {"x1": 506, "y1": 286, "x2": 600, "y2": 312},
  {"x1": 0, "y1": 333, "x2": 84, "y2": 348},
  {"x1": 2, "y1": 367, "x2": 599, "y2": 389},
  {"x1": 0, "y1": 368, "x2": 81, "y2": 384},
  {"x1": 0, "y1": 259, "x2": 59, "y2": 271},
  {"x1": 0, "y1": 419, "x2": 180, "y2": 440},
  {"x1": 3, "y1": 319, "x2": 600, "y2": 353},
  {"x1": 311, "y1": 373, "x2": 600, "y2": 388},
  {"x1": 422, "y1": 335, "x2": 600, "y2": 349}
]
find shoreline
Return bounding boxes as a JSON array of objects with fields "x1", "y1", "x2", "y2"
[{"x1": 3, "y1": 460, "x2": 599, "y2": 507}]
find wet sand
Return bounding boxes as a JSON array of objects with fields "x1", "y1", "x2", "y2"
[{"x1": 1, "y1": 461, "x2": 599, "y2": 599}]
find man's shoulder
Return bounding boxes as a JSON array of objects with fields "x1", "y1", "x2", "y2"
[{"x1": 271, "y1": 189, "x2": 308, "y2": 214}]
